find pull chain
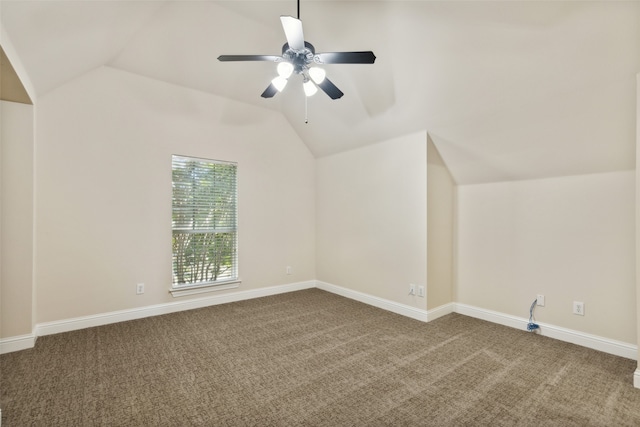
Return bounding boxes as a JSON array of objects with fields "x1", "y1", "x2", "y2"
[{"x1": 305, "y1": 93, "x2": 308, "y2": 124}]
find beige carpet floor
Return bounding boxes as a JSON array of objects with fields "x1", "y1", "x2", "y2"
[{"x1": 2, "y1": 288, "x2": 640, "y2": 426}]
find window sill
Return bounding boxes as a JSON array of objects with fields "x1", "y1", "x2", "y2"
[{"x1": 169, "y1": 280, "x2": 241, "y2": 298}]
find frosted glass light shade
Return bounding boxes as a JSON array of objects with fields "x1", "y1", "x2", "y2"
[
  {"x1": 309, "y1": 67, "x2": 326, "y2": 84},
  {"x1": 303, "y1": 80, "x2": 318, "y2": 96},
  {"x1": 277, "y1": 62, "x2": 294, "y2": 78},
  {"x1": 272, "y1": 76, "x2": 288, "y2": 92}
]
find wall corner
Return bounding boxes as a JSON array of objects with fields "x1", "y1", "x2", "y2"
[{"x1": 636, "y1": 73, "x2": 640, "y2": 378}]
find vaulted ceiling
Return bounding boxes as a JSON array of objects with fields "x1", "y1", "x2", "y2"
[{"x1": 1, "y1": 1, "x2": 638, "y2": 184}]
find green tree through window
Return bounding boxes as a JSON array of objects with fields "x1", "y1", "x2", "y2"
[{"x1": 172, "y1": 155, "x2": 238, "y2": 286}]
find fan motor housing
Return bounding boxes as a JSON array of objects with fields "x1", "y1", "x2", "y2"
[{"x1": 282, "y1": 42, "x2": 316, "y2": 73}]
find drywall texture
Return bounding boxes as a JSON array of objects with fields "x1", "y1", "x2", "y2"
[
  {"x1": 33, "y1": 66, "x2": 316, "y2": 323},
  {"x1": 457, "y1": 171, "x2": 636, "y2": 344},
  {"x1": 0, "y1": 100, "x2": 34, "y2": 338},
  {"x1": 426, "y1": 136, "x2": 455, "y2": 310},
  {"x1": 316, "y1": 132, "x2": 427, "y2": 309}
]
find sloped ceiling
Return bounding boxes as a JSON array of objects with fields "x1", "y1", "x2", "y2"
[
  {"x1": 1, "y1": 1, "x2": 638, "y2": 184},
  {"x1": 0, "y1": 45, "x2": 31, "y2": 104}
]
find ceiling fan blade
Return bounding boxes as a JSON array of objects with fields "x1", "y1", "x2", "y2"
[
  {"x1": 314, "y1": 51, "x2": 376, "y2": 64},
  {"x1": 317, "y1": 77, "x2": 344, "y2": 100},
  {"x1": 280, "y1": 16, "x2": 305, "y2": 51},
  {"x1": 218, "y1": 55, "x2": 281, "y2": 62},
  {"x1": 261, "y1": 83, "x2": 279, "y2": 98}
]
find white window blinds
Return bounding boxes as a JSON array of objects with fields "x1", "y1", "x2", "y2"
[{"x1": 171, "y1": 155, "x2": 238, "y2": 287}]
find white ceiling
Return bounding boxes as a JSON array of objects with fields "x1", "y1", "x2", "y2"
[{"x1": 1, "y1": 1, "x2": 638, "y2": 184}]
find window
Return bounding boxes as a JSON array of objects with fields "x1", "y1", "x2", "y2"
[{"x1": 171, "y1": 155, "x2": 238, "y2": 292}]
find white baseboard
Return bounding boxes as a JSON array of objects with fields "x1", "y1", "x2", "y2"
[
  {"x1": 1, "y1": 281, "x2": 313, "y2": 354},
  {"x1": 34, "y1": 280, "x2": 315, "y2": 338},
  {"x1": 427, "y1": 302, "x2": 455, "y2": 321},
  {"x1": 0, "y1": 333, "x2": 36, "y2": 354},
  {"x1": 2, "y1": 281, "x2": 638, "y2": 367},
  {"x1": 316, "y1": 281, "x2": 430, "y2": 322},
  {"x1": 455, "y1": 302, "x2": 638, "y2": 360},
  {"x1": 634, "y1": 368, "x2": 640, "y2": 389},
  {"x1": 315, "y1": 282, "x2": 454, "y2": 322}
]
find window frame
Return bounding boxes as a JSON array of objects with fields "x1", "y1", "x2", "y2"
[{"x1": 170, "y1": 154, "x2": 240, "y2": 297}]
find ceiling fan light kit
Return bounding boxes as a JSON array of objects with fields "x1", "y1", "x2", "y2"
[
  {"x1": 217, "y1": 1, "x2": 375, "y2": 101},
  {"x1": 271, "y1": 75, "x2": 288, "y2": 92},
  {"x1": 309, "y1": 67, "x2": 326, "y2": 84},
  {"x1": 277, "y1": 62, "x2": 294, "y2": 79},
  {"x1": 303, "y1": 79, "x2": 318, "y2": 97}
]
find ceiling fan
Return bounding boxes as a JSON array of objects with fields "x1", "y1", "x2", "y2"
[{"x1": 217, "y1": 1, "x2": 376, "y2": 100}]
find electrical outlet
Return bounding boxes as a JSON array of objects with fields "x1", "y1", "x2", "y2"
[
  {"x1": 136, "y1": 283, "x2": 145, "y2": 295},
  {"x1": 409, "y1": 284, "x2": 416, "y2": 295},
  {"x1": 417, "y1": 285, "x2": 425, "y2": 298},
  {"x1": 536, "y1": 294, "x2": 545, "y2": 307},
  {"x1": 286, "y1": 266, "x2": 292, "y2": 275},
  {"x1": 573, "y1": 301, "x2": 584, "y2": 316}
]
